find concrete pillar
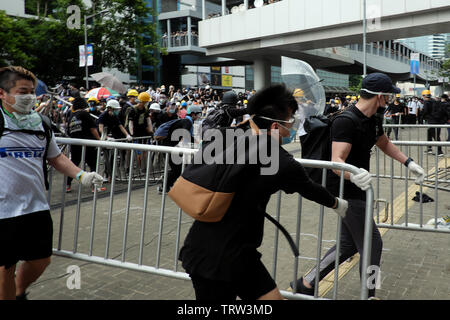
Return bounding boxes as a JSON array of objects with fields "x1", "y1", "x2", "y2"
[
  {"x1": 222, "y1": 0, "x2": 226, "y2": 16},
  {"x1": 202, "y1": 0, "x2": 205, "y2": 20},
  {"x1": 254, "y1": 59, "x2": 271, "y2": 91},
  {"x1": 187, "y1": 16, "x2": 192, "y2": 47},
  {"x1": 167, "y1": 19, "x2": 171, "y2": 48}
]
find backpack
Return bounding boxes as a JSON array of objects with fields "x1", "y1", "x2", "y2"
[
  {"x1": 0, "y1": 111, "x2": 53, "y2": 190},
  {"x1": 168, "y1": 131, "x2": 299, "y2": 257},
  {"x1": 201, "y1": 106, "x2": 232, "y2": 136},
  {"x1": 300, "y1": 110, "x2": 361, "y2": 184},
  {"x1": 153, "y1": 118, "x2": 182, "y2": 141}
]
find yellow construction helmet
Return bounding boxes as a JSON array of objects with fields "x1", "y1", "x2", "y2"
[
  {"x1": 127, "y1": 89, "x2": 139, "y2": 97},
  {"x1": 87, "y1": 97, "x2": 99, "y2": 103},
  {"x1": 422, "y1": 90, "x2": 431, "y2": 96},
  {"x1": 243, "y1": 100, "x2": 248, "y2": 104},
  {"x1": 346, "y1": 95, "x2": 351, "y2": 99},
  {"x1": 396, "y1": 94, "x2": 401, "y2": 98},
  {"x1": 351, "y1": 96, "x2": 357, "y2": 100},
  {"x1": 68, "y1": 97, "x2": 75, "y2": 102},
  {"x1": 137, "y1": 92, "x2": 151, "y2": 102},
  {"x1": 293, "y1": 88, "x2": 305, "y2": 97}
]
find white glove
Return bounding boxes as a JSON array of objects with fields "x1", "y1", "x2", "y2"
[
  {"x1": 350, "y1": 168, "x2": 372, "y2": 191},
  {"x1": 107, "y1": 137, "x2": 115, "y2": 142},
  {"x1": 126, "y1": 135, "x2": 133, "y2": 142},
  {"x1": 408, "y1": 161, "x2": 425, "y2": 184},
  {"x1": 79, "y1": 171, "x2": 104, "y2": 187},
  {"x1": 333, "y1": 198, "x2": 348, "y2": 218}
]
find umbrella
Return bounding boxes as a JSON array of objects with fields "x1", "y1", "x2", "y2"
[
  {"x1": 84, "y1": 87, "x2": 120, "y2": 100},
  {"x1": 36, "y1": 79, "x2": 48, "y2": 96},
  {"x1": 91, "y1": 72, "x2": 127, "y2": 94}
]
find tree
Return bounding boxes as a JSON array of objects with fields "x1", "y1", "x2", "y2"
[
  {"x1": 0, "y1": 0, "x2": 162, "y2": 86},
  {"x1": 349, "y1": 74, "x2": 363, "y2": 93}
]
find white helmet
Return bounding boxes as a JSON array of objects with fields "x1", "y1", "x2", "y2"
[
  {"x1": 149, "y1": 103, "x2": 161, "y2": 112},
  {"x1": 106, "y1": 99, "x2": 121, "y2": 109}
]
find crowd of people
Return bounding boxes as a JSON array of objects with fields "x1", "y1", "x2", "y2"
[{"x1": 0, "y1": 63, "x2": 448, "y2": 301}]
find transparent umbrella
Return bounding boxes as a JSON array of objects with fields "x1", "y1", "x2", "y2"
[
  {"x1": 91, "y1": 72, "x2": 127, "y2": 94},
  {"x1": 281, "y1": 56, "x2": 326, "y2": 118}
]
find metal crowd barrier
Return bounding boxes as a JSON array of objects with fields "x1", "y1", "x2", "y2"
[
  {"x1": 373, "y1": 140, "x2": 450, "y2": 234},
  {"x1": 49, "y1": 138, "x2": 375, "y2": 300}
]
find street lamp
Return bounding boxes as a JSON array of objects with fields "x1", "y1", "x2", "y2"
[{"x1": 84, "y1": 9, "x2": 111, "y2": 90}]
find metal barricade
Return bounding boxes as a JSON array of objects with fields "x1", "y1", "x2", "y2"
[
  {"x1": 374, "y1": 140, "x2": 450, "y2": 233},
  {"x1": 49, "y1": 138, "x2": 374, "y2": 300}
]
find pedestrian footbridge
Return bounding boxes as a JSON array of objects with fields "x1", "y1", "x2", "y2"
[{"x1": 200, "y1": 0, "x2": 450, "y2": 89}]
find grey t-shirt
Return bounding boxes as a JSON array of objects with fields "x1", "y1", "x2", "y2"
[{"x1": 0, "y1": 109, "x2": 61, "y2": 219}]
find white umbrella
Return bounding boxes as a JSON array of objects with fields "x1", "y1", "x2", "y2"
[{"x1": 91, "y1": 72, "x2": 127, "y2": 94}]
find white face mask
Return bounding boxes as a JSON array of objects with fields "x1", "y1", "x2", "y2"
[{"x1": 5, "y1": 93, "x2": 37, "y2": 114}]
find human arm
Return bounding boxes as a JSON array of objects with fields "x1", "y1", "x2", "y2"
[
  {"x1": 90, "y1": 127, "x2": 100, "y2": 140},
  {"x1": 376, "y1": 134, "x2": 424, "y2": 183},
  {"x1": 147, "y1": 116, "x2": 153, "y2": 134},
  {"x1": 119, "y1": 124, "x2": 132, "y2": 141},
  {"x1": 48, "y1": 153, "x2": 103, "y2": 186}
]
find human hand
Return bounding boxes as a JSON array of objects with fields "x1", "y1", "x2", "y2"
[
  {"x1": 78, "y1": 171, "x2": 104, "y2": 187},
  {"x1": 350, "y1": 168, "x2": 372, "y2": 191},
  {"x1": 333, "y1": 198, "x2": 348, "y2": 218},
  {"x1": 408, "y1": 161, "x2": 425, "y2": 184}
]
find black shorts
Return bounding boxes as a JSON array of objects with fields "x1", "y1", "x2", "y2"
[
  {"x1": 0, "y1": 210, "x2": 53, "y2": 269},
  {"x1": 190, "y1": 257, "x2": 277, "y2": 301}
]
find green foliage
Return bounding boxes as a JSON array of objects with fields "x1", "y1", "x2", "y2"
[
  {"x1": 349, "y1": 74, "x2": 363, "y2": 93},
  {"x1": 0, "y1": 0, "x2": 161, "y2": 85}
]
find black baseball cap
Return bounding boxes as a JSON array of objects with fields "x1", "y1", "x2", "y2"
[{"x1": 361, "y1": 73, "x2": 401, "y2": 94}]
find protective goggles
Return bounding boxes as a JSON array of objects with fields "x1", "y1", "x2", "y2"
[
  {"x1": 360, "y1": 88, "x2": 395, "y2": 102},
  {"x1": 257, "y1": 115, "x2": 301, "y2": 130}
]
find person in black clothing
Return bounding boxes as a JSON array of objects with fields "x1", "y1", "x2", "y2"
[
  {"x1": 98, "y1": 99, "x2": 132, "y2": 181},
  {"x1": 422, "y1": 93, "x2": 447, "y2": 155},
  {"x1": 179, "y1": 85, "x2": 348, "y2": 301},
  {"x1": 65, "y1": 97, "x2": 101, "y2": 192},
  {"x1": 385, "y1": 98, "x2": 404, "y2": 140},
  {"x1": 292, "y1": 73, "x2": 425, "y2": 299},
  {"x1": 158, "y1": 105, "x2": 202, "y2": 194}
]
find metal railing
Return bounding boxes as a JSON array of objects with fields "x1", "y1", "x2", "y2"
[{"x1": 50, "y1": 137, "x2": 375, "y2": 300}]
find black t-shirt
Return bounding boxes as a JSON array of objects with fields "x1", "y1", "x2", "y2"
[
  {"x1": 179, "y1": 138, "x2": 336, "y2": 281},
  {"x1": 67, "y1": 110, "x2": 97, "y2": 139},
  {"x1": 129, "y1": 107, "x2": 150, "y2": 137},
  {"x1": 328, "y1": 105, "x2": 384, "y2": 200},
  {"x1": 98, "y1": 111, "x2": 124, "y2": 139},
  {"x1": 386, "y1": 103, "x2": 404, "y2": 117}
]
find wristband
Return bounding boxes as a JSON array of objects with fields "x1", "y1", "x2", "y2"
[
  {"x1": 404, "y1": 157, "x2": 413, "y2": 167},
  {"x1": 75, "y1": 170, "x2": 85, "y2": 181}
]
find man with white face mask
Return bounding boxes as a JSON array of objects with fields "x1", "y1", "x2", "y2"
[{"x1": 0, "y1": 66, "x2": 103, "y2": 300}]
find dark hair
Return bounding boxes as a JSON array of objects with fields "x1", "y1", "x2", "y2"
[
  {"x1": 72, "y1": 97, "x2": 88, "y2": 110},
  {"x1": 0, "y1": 66, "x2": 37, "y2": 92},
  {"x1": 247, "y1": 84, "x2": 298, "y2": 130},
  {"x1": 359, "y1": 90, "x2": 376, "y2": 100}
]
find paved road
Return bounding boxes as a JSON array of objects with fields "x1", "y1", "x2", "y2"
[{"x1": 27, "y1": 129, "x2": 450, "y2": 300}]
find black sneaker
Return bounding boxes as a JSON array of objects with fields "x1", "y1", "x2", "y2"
[
  {"x1": 16, "y1": 292, "x2": 28, "y2": 300},
  {"x1": 290, "y1": 277, "x2": 315, "y2": 296}
]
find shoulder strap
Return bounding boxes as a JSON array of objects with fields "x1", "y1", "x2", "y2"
[
  {"x1": 0, "y1": 110, "x2": 4, "y2": 139},
  {"x1": 264, "y1": 213, "x2": 299, "y2": 257},
  {"x1": 39, "y1": 114, "x2": 53, "y2": 191}
]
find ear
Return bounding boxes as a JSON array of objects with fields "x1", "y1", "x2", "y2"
[{"x1": 0, "y1": 88, "x2": 7, "y2": 100}]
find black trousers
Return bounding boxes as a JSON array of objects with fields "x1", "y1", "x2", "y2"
[
  {"x1": 303, "y1": 199, "x2": 383, "y2": 298},
  {"x1": 67, "y1": 145, "x2": 98, "y2": 186},
  {"x1": 427, "y1": 127, "x2": 443, "y2": 153}
]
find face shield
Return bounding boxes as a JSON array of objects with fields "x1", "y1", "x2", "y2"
[{"x1": 281, "y1": 56, "x2": 326, "y2": 118}]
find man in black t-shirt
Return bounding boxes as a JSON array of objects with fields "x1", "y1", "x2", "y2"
[
  {"x1": 66, "y1": 97, "x2": 101, "y2": 192},
  {"x1": 385, "y1": 99, "x2": 404, "y2": 140},
  {"x1": 292, "y1": 73, "x2": 425, "y2": 299}
]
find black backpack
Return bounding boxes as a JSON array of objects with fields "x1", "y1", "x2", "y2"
[
  {"x1": 300, "y1": 110, "x2": 361, "y2": 184},
  {"x1": 201, "y1": 106, "x2": 232, "y2": 136},
  {"x1": 0, "y1": 111, "x2": 53, "y2": 190}
]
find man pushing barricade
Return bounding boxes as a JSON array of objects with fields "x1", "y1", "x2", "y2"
[
  {"x1": 292, "y1": 72, "x2": 425, "y2": 299},
  {"x1": 0, "y1": 66, "x2": 104, "y2": 300}
]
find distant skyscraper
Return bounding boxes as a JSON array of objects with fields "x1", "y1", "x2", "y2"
[{"x1": 399, "y1": 34, "x2": 449, "y2": 60}]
